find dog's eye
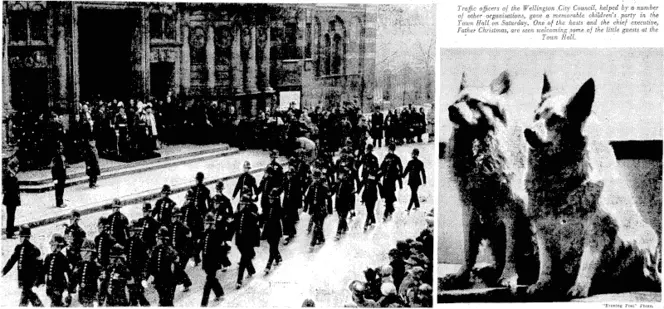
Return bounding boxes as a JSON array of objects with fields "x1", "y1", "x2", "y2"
[
  {"x1": 547, "y1": 115, "x2": 562, "y2": 126},
  {"x1": 466, "y1": 99, "x2": 480, "y2": 107}
]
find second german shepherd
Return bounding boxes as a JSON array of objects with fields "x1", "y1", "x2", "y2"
[{"x1": 524, "y1": 75, "x2": 661, "y2": 298}]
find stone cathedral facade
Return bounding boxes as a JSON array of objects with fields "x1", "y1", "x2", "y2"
[{"x1": 2, "y1": 1, "x2": 376, "y2": 135}]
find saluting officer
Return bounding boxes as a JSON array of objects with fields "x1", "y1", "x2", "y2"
[
  {"x1": 281, "y1": 157, "x2": 303, "y2": 245},
  {"x1": 262, "y1": 188, "x2": 283, "y2": 274},
  {"x1": 71, "y1": 239, "x2": 101, "y2": 307},
  {"x1": 126, "y1": 221, "x2": 150, "y2": 306},
  {"x1": 304, "y1": 169, "x2": 333, "y2": 251},
  {"x1": 2, "y1": 225, "x2": 44, "y2": 307},
  {"x1": 191, "y1": 172, "x2": 212, "y2": 215},
  {"x1": 43, "y1": 233, "x2": 73, "y2": 307},
  {"x1": 168, "y1": 208, "x2": 193, "y2": 291},
  {"x1": 233, "y1": 193, "x2": 260, "y2": 289},
  {"x1": 233, "y1": 161, "x2": 259, "y2": 201},
  {"x1": 259, "y1": 150, "x2": 284, "y2": 211},
  {"x1": 104, "y1": 244, "x2": 130, "y2": 307},
  {"x1": 181, "y1": 190, "x2": 203, "y2": 266},
  {"x1": 380, "y1": 144, "x2": 403, "y2": 221},
  {"x1": 149, "y1": 227, "x2": 179, "y2": 306},
  {"x1": 153, "y1": 184, "x2": 177, "y2": 227},
  {"x1": 108, "y1": 198, "x2": 130, "y2": 247},
  {"x1": 333, "y1": 167, "x2": 356, "y2": 240},
  {"x1": 136, "y1": 202, "x2": 159, "y2": 250},
  {"x1": 200, "y1": 213, "x2": 225, "y2": 307}
]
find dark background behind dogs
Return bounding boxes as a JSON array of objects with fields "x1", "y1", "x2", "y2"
[{"x1": 438, "y1": 48, "x2": 663, "y2": 267}]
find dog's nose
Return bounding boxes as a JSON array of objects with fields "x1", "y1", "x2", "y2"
[
  {"x1": 524, "y1": 128, "x2": 540, "y2": 147},
  {"x1": 448, "y1": 105, "x2": 461, "y2": 123}
]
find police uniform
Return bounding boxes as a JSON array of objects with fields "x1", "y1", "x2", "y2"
[
  {"x1": 262, "y1": 188, "x2": 283, "y2": 271},
  {"x1": 304, "y1": 173, "x2": 333, "y2": 248},
  {"x1": 333, "y1": 168, "x2": 356, "y2": 238},
  {"x1": 233, "y1": 196, "x2": 260, "y2": 287},
  {"x1": 233, "y1": 171, "x2": 258, "y2": 200},
  {"x1": 94, "y1": 217, "x2": 117, "y2": 305},
  {"x1": 136, "y1": 204, "x2": 159, "y2": 249},
  {"x1": 259, "y1": 153, "x2": 284, "y2": 211},
  {"x1": 64, "y1": 216, "x2": 87, "y2": 252},
  {"x1": 380, "y1": 150, "x2": 403, "y2": 219},
  {"x1": 200, "y1": 214, "x2": 224, "y2": 306},
  {"x1": 153, "y1": 186, "x2": 177, "y2": 227},
  {"x1": 72, "y1": 239, "x2": 101, "y2": 307},
  {"x1": 169, "y1": 209, "x2": 193, "y2": 289},
  {"x1": 210, "y1": 192, "x2": 233, "y2": 241},
  {"x1": 191, "y1": 172, "x2": 212, "y2": 215},
  {"x1": 359, "y1": 173, "x2": 381, "y2": 229},
  {"x1": 403, "y1": 155, "x2": 426, "y2": 211},
  {"x1": 43, "y1": 234, "x2": 73, "y2": 307},
  {"x1": 104, "y1": 244, "x2": 130, "y2": 307},
  {"x1": 126, "y1": 223, "x2": 150, "y2": 306},
  {"x1": 51, "y1": 151, "x2": 67, "y2": 207},
  {"x1": 149, "y1": 227, "x2": 179, "y2": 306},
  {"x1": 181, "y1": 194, "x2": 203, "y2": 266},
  {"x1": 2, "y1": 226, "x2": 44, "y2": 306},
  {"x1": 108, "y1": 202, "x2": 130, "y2": 247},
  {"x1": 281, "y1": 159, "x2": 303, "y2": 243}
]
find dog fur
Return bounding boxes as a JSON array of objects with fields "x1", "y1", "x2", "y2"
[
  {"x1": 441, "y1": 71, "x2": 537, "y2": 289},
  {"x1": 524, "y1": 75, "x2": 661, "y2": 298}
]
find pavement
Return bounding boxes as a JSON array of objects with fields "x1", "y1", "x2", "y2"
[{"x1": 0, "y1": 141, "x2": 435, "y2": 307}]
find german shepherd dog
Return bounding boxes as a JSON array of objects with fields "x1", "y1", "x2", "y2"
[
  {"x1": 524, "y1": 75, "x2": 661, "y2": 298},
  {"x1": 441, "y1": 71, "x2": 537, "y2": 289}
]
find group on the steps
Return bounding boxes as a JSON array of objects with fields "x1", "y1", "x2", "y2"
[{"x1": 2, "y1": 142, "x2": 428, "y2": 307}]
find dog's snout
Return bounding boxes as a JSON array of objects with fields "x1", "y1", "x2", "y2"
[
  {"x1": 449, "y1": 105, "x2": 461, "y2": 123},
  {"x1": 524, "y1": 128, "x2": 541, "y2": 148}
]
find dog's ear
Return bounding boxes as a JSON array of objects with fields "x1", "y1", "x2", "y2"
[
  {"x1": 459, "y1": 72, "x2": 467, "y2": 92},
  {"x1": 490, "y1": 71, "x2": 511, "y2": 95},
  {"x1": 566, "y1": 78, "x2": 595, "y2": 124},
  {"x1": 541, "y1": 74, "x2": 551, "y2": 100}
]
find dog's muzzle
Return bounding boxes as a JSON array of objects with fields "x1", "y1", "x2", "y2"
[
  {"x1": 448, "y1": 105, "x2": 463, "y2": 124},
  {"x1": 524, "y1": 128, "x2": 543, "y2": 148}
]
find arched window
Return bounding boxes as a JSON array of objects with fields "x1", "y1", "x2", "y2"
[
  {"x1": 328, "y1": 16, "x2": 346, "y2": 75},
  {"x1": 7, "y1": 3, "x2": 48, "y2": 44},
  {"x1": 332, "y1": 33, "x2": 342, "y2": 74},
  {"x1": 314, "y1": 17, "x2": 321, "y2": 76},
  {"x1": 150, "y1": 5, "x2": 176, "y2": 41},
  {"x1": 323, "y1": 34, "x2": 331, "y2": 75}
]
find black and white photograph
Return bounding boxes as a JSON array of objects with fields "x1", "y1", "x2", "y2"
[
  {"x1": 437, "y1": 48, "x2": 663, "y2": 302},
  {"x1": 0, "y1": 2, "x2": 435, "y2": 307}
]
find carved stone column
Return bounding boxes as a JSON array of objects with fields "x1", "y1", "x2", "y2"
[
  {"x1": 230, "y1": 21, "x2": 244, "y2": 96},
  {"x1": 55, "y1": 5, "x2": 68, "y2": 102},
  {"x1": 243, "y1": 20, "x2": 259, "y2": 95},
  {"x1": 259, "y1": 13, "x2": 273, "y2": 93},
  {"x1": 181, "y1": 15, "x2": 191, "y2": 96},
  {"x1": 206, "y1": 23, "x2": 216, "y2": 95}
]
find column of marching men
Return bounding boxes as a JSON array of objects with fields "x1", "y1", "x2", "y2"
[{"x1": 2, "y1": 144, "x2": 426, "y2": 307}]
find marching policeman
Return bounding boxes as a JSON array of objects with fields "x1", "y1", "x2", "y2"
[
  {"x1": 304, "y1": 169, "x2": 333, "y2": 251},
  {"x1": 359, "y1": 165, "x2": 382, "y2": 231},
  {"x1": 148, "y1": 227, "x2": 179, "y2": 306},
  {"x1": 181, "y1": 190, "x2": 203, "y2": 266},
  {"x1": 104, "y1": 244, "x2": 130, "y2": 306},
  {"x1": 2, "y1": 225, "x2": 44, "y2": 306},
  {"x1": 43, "y1": 233, "x2": 73, "y2": 307},
  {"x1": 126, "y1": 221, "x2": 150, "y2": 306},
  {"x1": 153, "y1": 184, "x2": 177, "y2": 227},
  {"x1": 233, "y1": 193, "x2": 260, "y2": 289},
  {"x1": 200, "y1": 213, "x2": 225, "y2": 306},
  {"x1": 233, "y1": 161, "x2": 259, "y2": 201},
  {"x1": 191, "y1": 172, "x2": 212, "y2": 215},
  {"x1": 258, "y1": 150, "x2": 284, "y2": 212},
  {"x1": 108, "y1": 198, "x2": 130, "y2": 247},
  {"x1": 168, "y1": 208, "x2": 193, "y2": 291},
  {"x1": 64, "y1": 210, "x2": 86, "y2": 254},
  {"x1": 209, "y1": 181, "x2": 233, "y2": 271},
  {"x1": 72, "y1": 239, "x2": 102, "y2": 307},
  {"x1": 333, "y1": 167, "x2": 356, "y2": 240},
  {"x1": 262, "y1": 188, "x2": 283, "y2": 274},
  {"x1": 136, "y1": 202, "x2": 159, "y2": 250},
  {"x1": 358, "y1": 144, "x2": 380, "y2": 183},
  {"x1": 282, "y1": 157, "x2": 303, "y2": 245},
  {"x1": 402, "y1": 148, "x2": 426, "y2": 212},
  {"x1": 380, "y1": 144, "x2": 403, "y2": 220}
]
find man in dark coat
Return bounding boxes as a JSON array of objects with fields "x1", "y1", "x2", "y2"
[
  {"x1": 104, "y1": 244, "x2": 131, "y2": 307},
  {"x1": 181, "y1": 190, "x2": 203, "y2": 266},
  {"x1": 95, "y1": 216, "x2": 116, "y2": 306},
  {"x1": 281, "y1": 157, "x2": 303, "y2": 245},
  {"x1": 259, "y1": 150, "x2": 283, "y2": 212},
  {"x1": 262, "y1": 188, "x2": 283, "y2": 274},
  {"x1": 402, "y1": 148, "x2": 426, "y2": 212},
  {"x1": 358, "y1": 144, "x2": 380, "y2": 184},
  {"x1": 333, "y1": 167, "x2": 356, "y2": 240},
  {"x1": 359, "y1": 168, "x2": 381, "y2": 231},
  {"x1": 126, "y1": 221, "x2": 150, "y2": 306},
  {"x1": 52, "y1": 143, "x2": 67, "y2": 208},
  {"x1": 233, "y1": 193, "x2": 260, "y2": 289},
  {"x1": 2, "y1": 225, "x2": 44, "y2": 306},
  {"x1": 209, "y1": 181, "x2": 233, "y2": 271},
  {"x1": 200, "y1": 213, "x2": 225, "y2": 306},
  {"x1": 3, "y1": 157, "x2": 20, "y2": 239},
  {"x1": 64, "y1": 210, "x2": 86, "y2": 264},
  {"x1": 43, "y1": 233, "x2": 73, "y2": 307},
  {"x1": 136, "y1": 203, "x2": 159, "y2": 250},
  {"x1": 379, "y1": 144, "x2": 403, "y2": 220},
  {"x1": 168, "y1": 208, "x2": 193, "y2": 291},
  {"x1": 149, "y1": 227, "x2": 179, "y2": 306},
  {"x1": 233, "y1": 161, "x2": 259, "y2": 200},
  {"x1": 108, "y1": 199, "x2": 130, "y2": 247},
  {"x1": 304, "y1": 169, "x2": 333, "y2": 250},
  {"x1": 84, "y1": 141, "x2": 101, "y2": 188},
  {"x1": 72, "y1": 239, "x2": 102, "y2": 307},
  {"x1": 370, "y1": 107, "x2": 384, "y2": 148},
  {"x1": 153, "y1": 185, "x2": 177, "y2": 227},
  {"x1": 190, "y1": 172, "x2": 211, "y2": 216}
]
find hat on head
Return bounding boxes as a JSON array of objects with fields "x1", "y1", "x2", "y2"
[
  {"x1": 388, "y1": 143, "x2": 396, "y2": 151},
  {"x1": 270, "y1": 149, "x2": 279, "y2": 158},
  {"x1": 158, "y1": 226, "x2": 170, "y2": 239},
  {"x1": 98, "y1": 216, "x2": 108, "y2": 225},
  {"x1": 380, "y1": 282, "x2": 397, "y2": 296},
  {"x1": 142, "y1": 203, "x2": 152, "y2": 212},
  {"x1": 366, "y1": 144, "x2": 374, "y2": 151},
  {"x1": 216, "y1": 181, "x2": 224, "y2": 190},
  {"x1": 348, "y1": 280, "x2": 365, "y2": 294},
  {"x1": 388, "y1": 248, "x2": 400, "y2": 258},
  {"x1": 379, "y1": 265, "x2": 393, "y2": 277},
  {"x1": 412, "y1": 148, "x2": 420, "y2": 156},
  {"x1": 408, "y1": 266, "x2": 425, "y2": 277},
  {"x1": 243, "y1": 161, "x2": 251, "y2": 169},
  {"x1": 18, "y1": 225, "x2": 31, "y2": 237},
  {"x1": 109, "y1": 244, "x2": 125, "y2": 257},
  {"x1": 196, "y1": 171, "x2": 204, "y2": 180},
  {"x1": 204, "y1": 213, "x2": 216, "y2": 223},
  {"x1": 81, "y1": 239, "x2": 96, "y2": 252},
  {"x1": 312, "y1": 169, "x2": 322, "y2": 177},
  {"x1": 161, "y1": 184, "x2": 172, "y2": 193},
  {"x1": 269, "y1": 187, "x2": 280, "y2": 197},
  {"x1": 111, "y1": 198, "x2": 122, "y2": 208},
  {"x1": 301, "y1": 299, "x2": 315, "y2": 307},
  {"x1": 146, "y1": 103, "x2": 153, "y2": 108},
  {"x1": 288, "y1": 156, "x2": 297, "y2": 165},
  {"x1": 117, "y1": 102, "x2": 124, "y2": 108},
  {"x1": 50, "y1": 233, "x2": 66, "y2": 246},
  {"x1": 172, "y1": 208, "x2": 183, "y2": 217},
  {"x1": 70, "y1": 210, "x2": 81, "y2": 218}
]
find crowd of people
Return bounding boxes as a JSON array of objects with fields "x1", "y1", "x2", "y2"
[
  {"x1": 348, "y1": 211, "x2": 434, "y2": 308},
  {"x1": 2, "y1": 135, "x2": 430, "y2": 307}
]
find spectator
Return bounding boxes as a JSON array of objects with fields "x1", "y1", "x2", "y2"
[
  {"x1": 3, "y1": 157, "x2": 20, "y2": 239},
  {"x1": 52, "y1": 143, "x2": 67, "y2": 208},
  {"x1": 145, "y1": 103, "x2": 159, "y2": 150},
  {"x1": 84, "y1": 140, "x2": 101, "y2": 188}
]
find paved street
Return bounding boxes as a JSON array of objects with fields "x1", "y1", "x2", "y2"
[{"x1": 1, "y1": 142, "x2": 434, "y2": 307}]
